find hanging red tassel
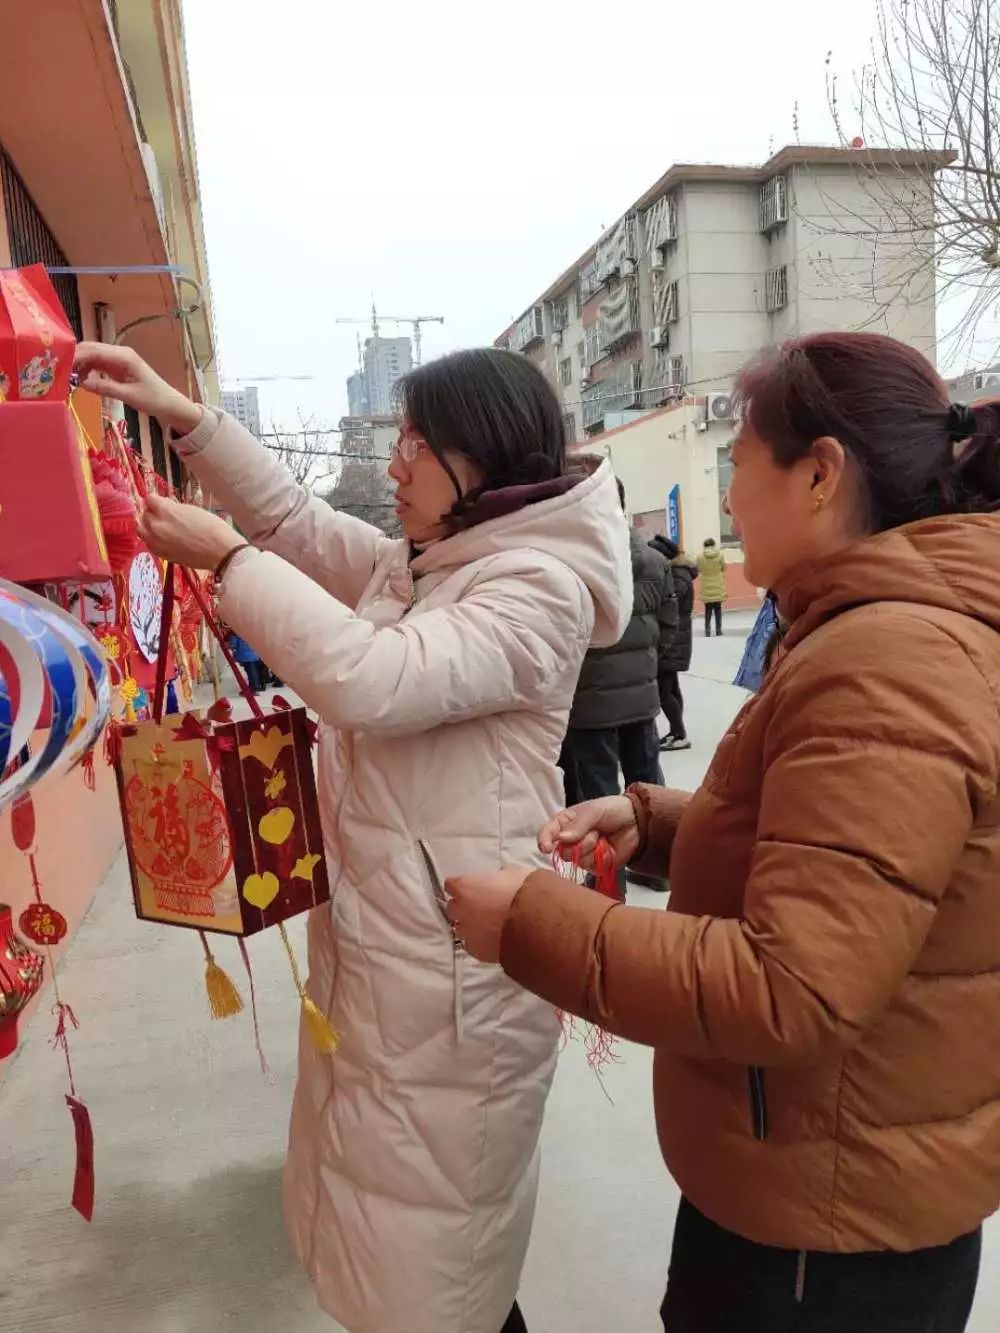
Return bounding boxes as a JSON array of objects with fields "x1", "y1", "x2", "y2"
[
  {"x1": 550, "y1": 839, "x2": 620, "y2": 1087},
  {"x1": 89, "y1": 451, "x2": 139, "y2": 574},
  {"x1": 80, "y1": 749, "x2": 96, "y2": 792},
  {"x1": 52, "y1": 1003, "x2": 94, "y2": 1220}
]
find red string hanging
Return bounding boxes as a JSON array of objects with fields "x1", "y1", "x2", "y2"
[{"x1": 549, "y1": 838, "x2": 621, "y2": 1090}]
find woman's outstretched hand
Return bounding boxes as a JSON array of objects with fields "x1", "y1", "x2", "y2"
[
  {"x1": 138, "y1": 494, "x2": 243, "y2": 572},
  {"x1": 538, "y1": 796, "x2": 640, "y2": 869},
  {"x1": 74, "y1": 342, "x2": 202, "y2": 435}
]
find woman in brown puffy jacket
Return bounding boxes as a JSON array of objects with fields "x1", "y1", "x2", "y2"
[{"x1": 447, "y1": 331, "x2": 1000, "y2": 1332}]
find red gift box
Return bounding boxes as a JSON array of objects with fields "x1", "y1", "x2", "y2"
[{"x1": 0, "y1": 400, "x2": 110, "y2": 583}]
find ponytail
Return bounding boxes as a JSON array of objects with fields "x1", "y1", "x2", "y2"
[{"x1": 946, "y1": 399, "x2": 1000, "y2": 513}]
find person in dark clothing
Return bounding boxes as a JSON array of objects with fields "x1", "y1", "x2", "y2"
[
  {"x1": 559, "y1": 478, "x2": 668, "y2": 811},
  {"x1": 649, "y1": 534, "x2": 696, "y2": 751},
  {"x1": 227, "y1": 631, "x2": 269, "y2": 693}
]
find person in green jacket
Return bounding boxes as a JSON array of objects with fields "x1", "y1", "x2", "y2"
[{"x1": 696, "y1": 537, "x2": 727, "y2": 636}]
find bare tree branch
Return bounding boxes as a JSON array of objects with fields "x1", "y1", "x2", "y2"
[{"x1": 823, "y1": 0, "x2": 1000, "y2": 369}]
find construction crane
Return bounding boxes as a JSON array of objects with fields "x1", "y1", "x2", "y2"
[
  {"x1": 224, "y1": 375, "x2": 316, "y2": 383},
  {"x1": 335, "y1": 302, "x2": 444, "y2": 366}
]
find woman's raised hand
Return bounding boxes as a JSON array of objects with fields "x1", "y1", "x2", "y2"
[
  {"x1": 537, "y1": 795, "x2": 640, "y2": 869},
  {"x1": 74, "y1": 342, "x2": 202, "y2": 435}
]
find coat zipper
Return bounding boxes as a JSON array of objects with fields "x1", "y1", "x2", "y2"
[
  {"x1": 794, "y1": 1249, "x2": 807, "y2": 1304},
  {"x1": 416, "y1": 840, "x2": 465, "y2": 1042},
  {"x1": 748, "y1": 1065, "x2": 768, "y2": 1141}
]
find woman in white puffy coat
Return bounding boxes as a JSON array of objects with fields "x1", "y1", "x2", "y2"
[{"x1": 76, "y1": 342, "x2": 632, "y2": 1333}]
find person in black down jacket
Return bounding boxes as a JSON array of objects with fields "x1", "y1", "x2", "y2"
[
  {"x1": 648, "y1": 534, "x2": 696, "y2": 751},
  {"x1": 560, "y1": 480, "x2": 669, "y2": 813}
]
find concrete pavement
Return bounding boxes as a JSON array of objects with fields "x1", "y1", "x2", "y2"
[{"x1": 1, "y1": 623, "x2": 998, "y2": 1331}]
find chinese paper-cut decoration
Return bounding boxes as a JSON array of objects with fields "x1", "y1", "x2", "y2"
[
  {"x1": 128, "y1": 551, "x2": 164, "y2": 664},
  {"x1": 0, "y1": 266, "x2": 109, "y2": 584}
]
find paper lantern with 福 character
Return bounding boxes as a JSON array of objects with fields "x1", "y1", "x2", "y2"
[
  {"x1": 112, "y1": 562, "x2": 337, "y2": 1057},
  {"x1": 116, "y1": 706, "x2": 329, "y2": 936}
]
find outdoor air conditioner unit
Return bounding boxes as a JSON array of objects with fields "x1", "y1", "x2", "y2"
[
  {"x1": 706, "y1": 392, "x2": 734, "y2": 422},
  {"x1": 649, "y1": 326, "x2": 668, "y2": 349},
  {"x1": 649, "y1": 252, "x2": 665, "y2": 271},
  {"x1": 551, "y1": 329, "x2": 563, "y2": 347}
]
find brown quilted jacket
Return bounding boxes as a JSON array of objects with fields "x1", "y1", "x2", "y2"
[{"x1": 502, "y1": 513, "x2": 1000, "y2": 1252}]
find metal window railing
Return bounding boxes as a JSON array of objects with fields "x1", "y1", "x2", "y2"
[
  {"x1": 1, "y1": 148, "x2": 83, "y2": 338},
  {"x1": 765, "y1": 264, "x2": 788, "y2": 313},
  {"x1": 759, "y1": 175, "x2": 788, "y2": 232}
]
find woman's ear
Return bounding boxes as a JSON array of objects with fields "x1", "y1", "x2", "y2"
[{"x1": 810, "y1": 435, "x2": 847, "y2": 497}]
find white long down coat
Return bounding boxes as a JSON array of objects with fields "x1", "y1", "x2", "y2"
[{"x1": 178, "y1": 411, "x2": 631, "y2": 1332}]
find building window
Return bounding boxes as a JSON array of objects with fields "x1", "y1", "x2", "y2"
[
  {"x1": 550, "y1": 296, "x2": 569, "y2": 332},
  {"x1": 765, "y1": 264, "x2": 788, "y2": 313},
  {"x1": 573, "y1": 284, "x2": 583, "y2": 318},
  {"x1": 759, "y1": 175, "x2": 788, "y2": 232},
  {"x1": 562, "y1": 412, "x2": 576, "y2": 443},
  {"x1": 559, "y1": 357, "x2": 572, "y2": 387}
]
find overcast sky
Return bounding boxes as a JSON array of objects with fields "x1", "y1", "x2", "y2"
[{"x1": 182, "y1": 0, "x2": 880, "y2": 430}]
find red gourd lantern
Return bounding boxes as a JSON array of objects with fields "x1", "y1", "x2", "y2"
[{"x1": 0, "y1": 904, "x2": 45, "y2": 1059}]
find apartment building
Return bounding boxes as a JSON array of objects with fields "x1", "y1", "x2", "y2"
[
  {"x1": 496, "y1": 145, "x2": 948, "y2": 544},
  {"x1": 221, "y1": 385, "x2": 261, "y2": 436},
  {"x1": 499, "y1": 145, "x2": 947, "y2": 439},
  {"x1": 346, "y1": 335, "x2": 413, "y2": 416}
]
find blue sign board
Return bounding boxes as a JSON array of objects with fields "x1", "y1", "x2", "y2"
[{"x1": 667, "y1": 484, "x2": 681, "y2": 545}]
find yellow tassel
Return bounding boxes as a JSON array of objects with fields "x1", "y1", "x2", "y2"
[
  {"x1": 302, "y1": 995, "x2": 339, "y2": 1054},
  {"x1": 279, "y1": 923, "x2": 338, "y2": 1054},
  {"x1": 200, "y1": 932, "x2": 243, "y2": 1019}
]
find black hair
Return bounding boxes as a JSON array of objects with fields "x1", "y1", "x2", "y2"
[
  {"x1": 736, "y1": 331, "x2": 1000, "y2": 532},
  {"x1": 657, "y1": 536, "x2": 680, "y2": 559},
  {"x1": 615, "y1": 477, "x2": 626, "y2": 510},
  {"x1": 397, "y1": 348, "x2": 567, "y2": 520},
  {"x1": 704, "y1": 537, "x2": 717, "y2": 547}
]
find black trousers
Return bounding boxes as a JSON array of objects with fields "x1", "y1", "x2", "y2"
[
  {"x1": 661, "y1": 1198, "x2": 981, "y2": 1333},
  {"x1": 704, "y1": 601, "x2": 723, "y2": 635},
  {"x1": 242, "y1": 659, "x2": 269, "y2": 693},
  {"x1": 657, "y1": 670, "x2": 686, "y2": 741},
  {"x1": 500, "y1": 1301, "x2": 527, "y2": 1332},
  {"x1": 559, "y1": 720, "x2": 663, "y2": 807}
]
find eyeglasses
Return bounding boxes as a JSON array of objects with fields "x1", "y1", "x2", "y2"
[{"x1": 390, "y1": 432, "x2": 428, "y2": 464}]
